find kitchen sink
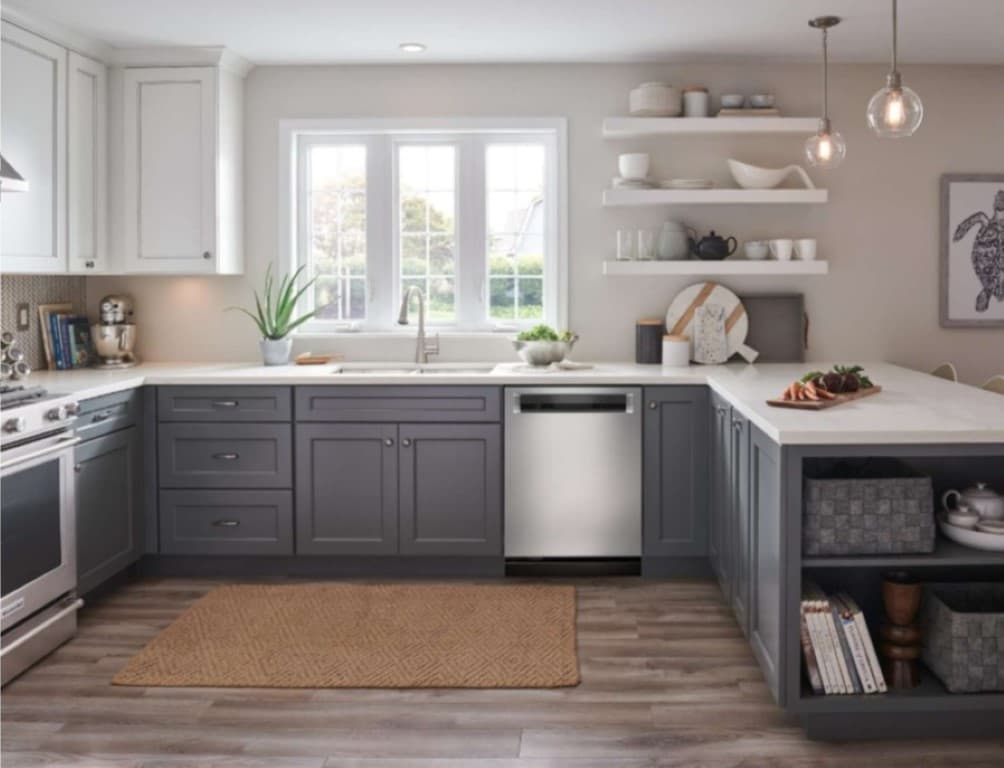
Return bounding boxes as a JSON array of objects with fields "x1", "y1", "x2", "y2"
[{"x1": 331, "y1": 363, "x2": 498, "y2": 376}]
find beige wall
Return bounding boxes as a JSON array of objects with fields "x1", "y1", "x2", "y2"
[{"x1": 88, "y1": 62, "x2": 1004, "y2": 384}]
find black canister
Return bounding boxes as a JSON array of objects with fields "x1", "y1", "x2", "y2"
[{"x1": 636, "y1": 318, "x2": 665, "y2": 364}]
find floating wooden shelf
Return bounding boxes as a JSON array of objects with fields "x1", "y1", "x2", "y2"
[
  {"x1": 602, "y1": 116, "x2": 821, "y2": 138},
  {"x1": 602, "y1": 188, "x2": 828, "y2": 206},
  {"x1": 602, "y1": 260, "x2": 829, "y2": 276}
]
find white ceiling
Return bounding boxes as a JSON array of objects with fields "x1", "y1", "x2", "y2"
[{"x1": 7, "y1": 0, "x2": 1004, "y2": 65}]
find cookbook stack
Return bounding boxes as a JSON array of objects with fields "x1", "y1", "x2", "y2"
[{"x1": 800, "y1": 581, "x2": 887, "y2": 695}]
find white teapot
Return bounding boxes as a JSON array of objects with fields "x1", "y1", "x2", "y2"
[{"x1": 942, "y1": 483, "x2": 1004, "y2": 521}]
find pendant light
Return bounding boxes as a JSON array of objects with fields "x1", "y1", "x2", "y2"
[
  {"x1": 866, "y1": 0, "x2": 923, "y2": 137},
  {"x1": 805, "y1": 16, "x2": 846, "y2": 169}
]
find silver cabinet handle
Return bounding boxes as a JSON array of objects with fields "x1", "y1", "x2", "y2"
[
  {"x1": 213, "y1": 452, "x2": 239, "y2": 461},
  {"x1": 648, "y1": 401, "x2": 657, "y2": 410},
  {"x1": 212, "y1": 400, "x2": 239, "y2": 408},
  {"x1": 91, "y1": 409, "x2": 114, "y2": 423},
  {"x1": 733, "y1": 421, "x2": 743, "y2": 432},
  {"x1": 84, "y1": 260, "x2": 95, "y2": 269},
  {"x1": 402, "y1": 438, "x2": 412, "y2": 447},
  {"x1": 384, "y1": 438, "x2": 394, "y2": 447},
  {"x1": 716, "y1": 406, "x2": 729, "y2": 416},
  {"x1": 212, "y1": 519, "x2": 240, "y2": 527},
  {"x1": 202, "y1": 251, "x2": 212, "y2": 260},
  {"x1": 74, "y1": 464, "x2": 82, "y2": 473}
]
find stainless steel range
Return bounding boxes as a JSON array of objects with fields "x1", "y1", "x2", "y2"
[{"x1": 1, "y1": 383, "x2": 83, "y2": 685}]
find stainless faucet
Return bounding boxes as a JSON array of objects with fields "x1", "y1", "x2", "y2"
[{"x1": 397, "y1": 285, "x2": 440, "y2": 364}]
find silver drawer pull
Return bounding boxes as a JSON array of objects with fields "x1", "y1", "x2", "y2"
[
  {"x1": 213, "y1": 452, "x2": 240, "y2": 461},
  {"x1": 91, "y1": 409, "x2": 114, "y2": 423},
  {"x1": 212, "y1": 400, "x2": 239, "y2": 408},
  {"x1": 401, "y1": 438, "x2": 412, "y2": 447},
  {"x1": 212, "y1": 519, "x2": 240, "y2": 527}
]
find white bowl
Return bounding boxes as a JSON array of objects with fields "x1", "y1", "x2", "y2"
[
  {"x1": 947, "y1": 509, "x2": 980, "y2": 529},
  {"x1": 749, "y1": 93, "x2": 775, "y2": 108},
  {"x1": 619, "y1": 153, "x2": 650, "y2": 181},
  {"x1": 727, "y1": 159, "x2": 815, "y2": 190},
  {"x1": 744, "y1": 241, "x2": 769, "y2": 261},
  {"x1": 720, "y1": 94, "x2": 745, "y2": 109},
  {"x1": 629, "y1": 82, "x2": 681, "y2": 117}
]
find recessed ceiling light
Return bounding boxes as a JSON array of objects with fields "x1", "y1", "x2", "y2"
[{"x1": 399, "y1": 42, "x2": 426, "y2": 53}]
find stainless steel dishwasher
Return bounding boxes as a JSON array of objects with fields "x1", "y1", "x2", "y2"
[{"x1": 504, "y1": 387, "x2": 642, "y2": 558}]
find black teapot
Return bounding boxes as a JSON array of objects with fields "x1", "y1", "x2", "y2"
[{"x1": 688, "y1": 230, "x2": 737, "y2": 261}]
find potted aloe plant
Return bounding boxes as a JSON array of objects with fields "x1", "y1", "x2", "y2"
[{"x1": 228, "y1": 264, "x2": 317, "y2": 365}]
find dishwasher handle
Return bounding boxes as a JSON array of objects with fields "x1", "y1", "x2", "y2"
[{"x1": 512, "y1": 391, "x2": 635, "y2": 414}]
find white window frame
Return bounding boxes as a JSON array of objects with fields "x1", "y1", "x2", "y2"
[{"x1": 278, "y1": 117, "x2": 567, "y2": 335}]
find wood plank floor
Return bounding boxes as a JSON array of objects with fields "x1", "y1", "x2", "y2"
[{"x1": 2, "y1": 577, "x2": 1002, "y2": 767}]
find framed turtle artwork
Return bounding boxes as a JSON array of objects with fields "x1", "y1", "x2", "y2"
[{"x1": 940, "y1": 173, "x2": 1004, "y2": 327}]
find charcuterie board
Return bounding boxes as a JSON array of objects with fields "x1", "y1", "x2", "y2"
[{"x1": 766, "y1": 386, "x2": 882, "y2": 410}]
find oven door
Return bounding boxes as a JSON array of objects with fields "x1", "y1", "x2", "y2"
[{"x1": 1, "y1": 432, "x2": 79, "y2": 633}]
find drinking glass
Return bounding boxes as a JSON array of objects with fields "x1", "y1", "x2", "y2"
[
  {"x1": 616, "y1": 229, "x2": 635, "y2": 261},
  {"x1": 637, "y1": 229, "x2": 655, "y2": 261}
]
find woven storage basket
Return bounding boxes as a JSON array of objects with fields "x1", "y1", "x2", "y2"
[
  {"x1": 921, "y1": 583, "x2": 1004, "y2": 693},
  {"x1": 803, "y1": 472, "x2": 934, "y2": 555}
]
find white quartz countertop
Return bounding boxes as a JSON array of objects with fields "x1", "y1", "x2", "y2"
[{"x1": 21, "y1": 361, "x2": 1004, "y2": 446}]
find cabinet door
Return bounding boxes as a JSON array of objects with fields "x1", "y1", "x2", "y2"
[
  {"x1": 730, "y1": 410, "x2": 751, "y2": 636},
  {"x1": 748, "y1": 425, "x2": 785, "y2": 705},
  {"x1": 75, "y1": 427, "x2": 141, "y2": 593},
  {"x1": 122, "y1": 67, "x2": 216, "y2": 273},
  {"x1": 708, "y1": 392, "x2": 732, "y2": 597},
  {"x1": 1, "y1": 23, "x2": 67, "y2": 273},
  {"x1": 67, "y1": 52, "x2": 107, "y2": 274},
  {"x1": 642, "y1": 387, "x2": 709, "y2": 557},
  {"x1": 295, "y1": 423, "x2": 398, "y2": 555},
  {"x1": 398, "y1": 424, "x2": 502, "y2": 556}
]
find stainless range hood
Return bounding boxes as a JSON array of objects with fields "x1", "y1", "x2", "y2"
[{"x1": 0, "y1": 154, "x2": 29, "y2": 193}]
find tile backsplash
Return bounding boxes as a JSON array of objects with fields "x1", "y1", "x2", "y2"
[{"x1": 1, "y1": 275, "x2": 88, "y2": 370}]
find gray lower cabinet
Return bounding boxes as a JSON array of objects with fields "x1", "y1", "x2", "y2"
[
  {"x1": 709, "y1": 392, "x2": 732, "y2": 595},
  {"x1": 642, "y1": 387, "x2": 709, "y2": 557},
  {"x1": 398, "y1": 423, "x2": 502, "y2": 556},
  {"x1": 158, "y1": 422, "x2": 293, "y2": 489},
  {"x1": 159, "y1": 489, "x2": 293, "y2": 555},
  {"x1": 75, "y1": 426, "x2": 142, "y2": 593},
  {"x1": 295, "y1": 423, "x2": 399, "y2": 555},
  {"x1": 748, "y1": 424, "x2": 785, "y2": 704},
  {"x1": 730, "y1": 409, "x2": 751, "y2": 636}
]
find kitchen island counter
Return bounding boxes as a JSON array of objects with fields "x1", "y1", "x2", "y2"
[{"x1": 22, "y1": 361, "x2": 1004, "y2": 445}]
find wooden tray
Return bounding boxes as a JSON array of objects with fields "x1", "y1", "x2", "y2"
[{"x1": 766, "y1": 385, "x2": 882, "y2": 410}]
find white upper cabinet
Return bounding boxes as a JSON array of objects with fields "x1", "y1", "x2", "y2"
[
  {"x1": 1, "y1": 22, "x2": 67, "y2": 273},
  {"x1": 67, "y1": 51, "x2": 108, "y2": 273},
  {"x1": 120, "y1": 66, "x2": 243, "y2": 274}
]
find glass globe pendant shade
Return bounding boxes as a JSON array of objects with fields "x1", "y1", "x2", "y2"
[
  {"x1": 867, "y1": 76, "x2": 923, "y2": 137},
  {"x1": 805, "y1": 121, "x2": 846, "y2": 168}
]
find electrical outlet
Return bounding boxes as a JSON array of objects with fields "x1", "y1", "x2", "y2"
[{"x1": 16, "y1": 303, "x2": 30, "y2": 331}]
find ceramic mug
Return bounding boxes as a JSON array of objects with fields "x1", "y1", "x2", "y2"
[
  {"x1": 744, "y1": 240, "x2": 769, "y2": 260},
  {"x1": 769, "y1": 238, "x2": 794, "y2": 261},
  {"x1": 794, "y1": 238, "x2": 817, "y2": 261},
  {"x1": 618, "y1": 153, "x2": 650, "y2": 180}
]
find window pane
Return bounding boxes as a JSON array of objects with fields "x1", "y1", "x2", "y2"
[
  {"x1": 486, "y1": 143, "x2": 547, "y2": 324},
  {"x1": 398, "y1": 145, "x2": 456, "y2": 324},
  {"x1": 308, "y1": 144, "x2": 366, "y2": 321}
]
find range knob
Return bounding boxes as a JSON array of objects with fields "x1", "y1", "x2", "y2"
[
  {"x1": 65, "y1": 401, "x2": 81, "y2": 416},
  {"x1": 3, "y1": 416, "x2": 27, "y2": 434},
  {"x1": 46, "y1": 405, "x2": 69, "y2": 422}
]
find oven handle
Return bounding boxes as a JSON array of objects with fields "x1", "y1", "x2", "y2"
[
  {"x1": 1, "y1": 598, "x2": 83, "y2": 655},
  {"x1": 0, "y1": 435, "x2": 80, "y2": 470}
]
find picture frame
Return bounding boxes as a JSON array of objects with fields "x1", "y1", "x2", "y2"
[{"x1": 940, "y1": 173, "x2": 1004, "y2": 328}]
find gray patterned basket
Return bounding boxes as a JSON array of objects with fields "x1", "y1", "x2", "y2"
[
  {"x1": 803, "y1": 474, "x2": 934, "y2": 555},
  {"x1": 921, "y1": 583, "x2": 1004, "y2": 693}
]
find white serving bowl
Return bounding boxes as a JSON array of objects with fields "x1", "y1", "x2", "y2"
[
  {"x1": 727, "y1": 159, "x2": 815, "y2": 190},
  {"x1": 749, "y1": 93, "x2": 775, "y2": 108},
  {"x1": 744, "y1": 240, "x2": 769, "y2": 261},
  {"x1": 629, "y1": 82, "x2": 681, "y2": 117},
  {"x1": 720, "y1": 94, "x2": 745, "y2": 109},
  {"x1": 619, "y1": 153, "x2": 651, "y2": 181}
]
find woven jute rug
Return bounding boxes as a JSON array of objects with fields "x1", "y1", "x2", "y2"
[{"x1": 112, "y1": 583, "x2": 579, "y2": 689}]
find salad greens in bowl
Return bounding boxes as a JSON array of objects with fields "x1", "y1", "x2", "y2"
[{"x1": 513, "y1": 324, "x2": 578, "y2": 366}]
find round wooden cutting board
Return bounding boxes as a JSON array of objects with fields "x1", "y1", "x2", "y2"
[{"x1": 665, "y1": 281, "x2": 758, "y2": 363}]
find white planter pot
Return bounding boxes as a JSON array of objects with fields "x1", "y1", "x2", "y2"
[{"x1": 260, "y1": 338, "x2": 293, "y2": 366}]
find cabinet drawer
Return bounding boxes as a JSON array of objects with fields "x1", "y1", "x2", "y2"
[
  {"x1": 158, "y1": 423, "x2": 292, "y2": 488},
  {"x1": 76, "y1": 389, "x2": 139, "y2": 440},
  {"x1": 158, "y1": 386, "x2": 291, "y2": 422},
  {"x1": 296, "y1": 386, "x2": 501, "y2": 423},
  {"x1": 159, "y1": 490, "x2": 293, "y2": 555}
]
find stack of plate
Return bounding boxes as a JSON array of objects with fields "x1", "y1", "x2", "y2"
[
  {"x1": 612, "y1": 176, "x2": 656, "y2": 189},
  {"x1": 661, "y1": 178, "x2": 714, "y2": 190}
]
